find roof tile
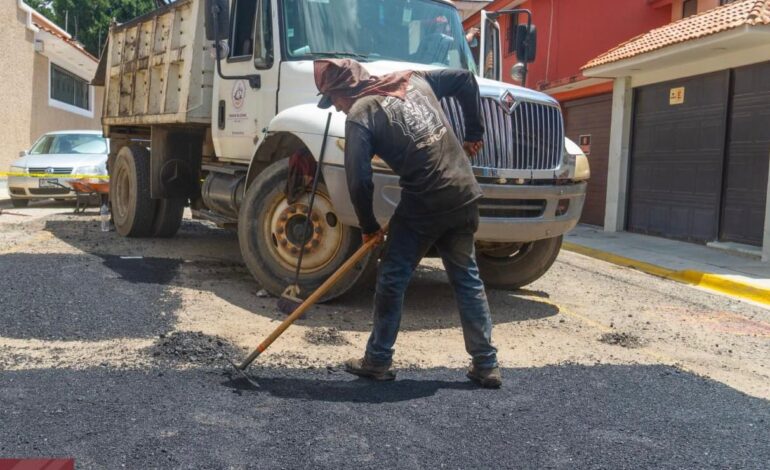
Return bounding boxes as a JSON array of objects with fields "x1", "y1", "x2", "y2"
[{"x1": 583, "y1": 0, "x2": 770, "y2": 70}]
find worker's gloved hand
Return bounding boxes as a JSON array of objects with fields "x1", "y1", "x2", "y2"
[
  {"x1": 463, "y1": 140, "x2": 483, "y2": 158},
  {"x1": 362, "y1": 228, "x2": 386, "y2": 246}
]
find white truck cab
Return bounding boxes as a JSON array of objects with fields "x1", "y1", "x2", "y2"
[{"x1": 95, "y1": 0, "x2": 589, "y2": 300}]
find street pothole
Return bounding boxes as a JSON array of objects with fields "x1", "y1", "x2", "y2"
[
  {"x1": 147, "y1": 331, "x2": 242, "y2": 365},
  {"x1": 303, "y1": 327, "x2": 350, "y2": 346},
  {"x1": 599, "y1": 332, "x2": 644, "y2": 349}
]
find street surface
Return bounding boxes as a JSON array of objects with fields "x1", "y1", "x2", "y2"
[{"x1": 1, "y1": 202, "x2": 769, "y2": 469}]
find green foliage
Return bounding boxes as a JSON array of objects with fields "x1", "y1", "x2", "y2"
[{"x1": 27, "y1": 0, "x2": 162, "y2": 56}]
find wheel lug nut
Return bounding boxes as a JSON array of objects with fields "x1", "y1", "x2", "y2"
[
  {"x1": 276, "y1": 227, "x2": 284, "y2": 234},
  {"x1": 279, "y1": 214, "x2": 288, "y2": 221},
  {"x1": 314, "y1": 227, "x2": 322, "y2": 234},
  {"x1": 290, "y1": 247, "x2": 299, "y2": 254},
  {"x1": 311, "y1": 214, "x2": 319, "y2": 222},
  {"x1": 280, "y1": 240, "x2": 288, "y2": 247},
  {"x1": 311, "y1": 240, "x2": 320, "y2": 247},
  {"x1": 288, "y1": 207, "x2": 296, "y2": 214}
]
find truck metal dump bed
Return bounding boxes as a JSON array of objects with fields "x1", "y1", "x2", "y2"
[{"x1": 99, "y1": 0, "x2": 213, "y2": 126}]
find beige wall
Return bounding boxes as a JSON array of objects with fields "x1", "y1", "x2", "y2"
[
  {"x1": 0, "y1": 2, "x2": 103, "y2": 172},
  {"x1": 0, "y1": 3, "x2": 36, "y2": 170},
  {"x1": 30, "y1": 53, "x2": 104, "y2": 144}
]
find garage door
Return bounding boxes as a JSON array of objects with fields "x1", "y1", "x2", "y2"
[
  {"x1": 721, "y1": 61, "x2": 770, "y2": 246},
  {"x1": 564, "y1": 94, "x2": 611, "y2": 227},
  {"x1": 628, "y1": 71, "x2": 729, "y2": 242}
]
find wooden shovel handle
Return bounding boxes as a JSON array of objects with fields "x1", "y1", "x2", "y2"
[{"x1": 238, "y1": 223, "x2": 388, "y2": 369}]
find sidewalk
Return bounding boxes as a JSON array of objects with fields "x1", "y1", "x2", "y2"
[{"x1": 564, "y1": 225, "x2": 770, "y2": 307}]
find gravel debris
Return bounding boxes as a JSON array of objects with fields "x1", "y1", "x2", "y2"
[
  {"x1": 147, "y1": 331, "x2": 241, "y2": 365},
  {"x1": 303, "y1": 327, "x2": 350, "y2": 346},
  {"x1": 599, "y1": 332, "x2": 644, "y2": 349}
]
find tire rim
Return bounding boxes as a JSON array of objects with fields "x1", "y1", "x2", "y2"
[
  {"x1": 264, "y1": 191, "x2": 344, "y2": 274},
  {"x1": 112, "y1": 162, "x2": 131, "y2": 224},
  {"x1": 478, "y1": 242, "x2": 534, "y2": 263}
]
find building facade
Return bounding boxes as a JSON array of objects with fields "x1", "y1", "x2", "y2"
[
  {"x1": 0, "y1": 1, "x2": 103, "y2": 171},
  {"x1": 463, "y1": 0, "x2": 672, "y2": 226},
  {"x1": 583, "y1": 0, "x2": 770, "y2": 257}
]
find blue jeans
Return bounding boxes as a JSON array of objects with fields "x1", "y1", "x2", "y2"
[{"x1": 366, "y1": 203, "x2": 498, "y2": 369}]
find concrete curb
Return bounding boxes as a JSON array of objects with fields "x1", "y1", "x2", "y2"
[{"x1": 563, "y1": 242, "x2": 770, "y2": 307}]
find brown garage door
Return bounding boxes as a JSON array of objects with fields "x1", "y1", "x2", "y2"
[
  {"x1": 721, "y1": 61, "x2": 770, "y2": 246},
  {"x1": 564, "y1": 93, "x2": 611, "y2": 226},
  {"x1": 628, "y1": 71, "x2": 729, "y2": 242}
]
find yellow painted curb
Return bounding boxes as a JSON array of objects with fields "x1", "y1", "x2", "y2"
[{"x1": 563, "y1": 241, "x2": 770, "y2": 307}]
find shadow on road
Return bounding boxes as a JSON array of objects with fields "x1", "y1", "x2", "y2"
[
  {"x1": 221, "y1": 372, "x2": 476, "y2": 403},
  {"x1": 39, "y1": 218, "x2": 559, "y2": 333}
]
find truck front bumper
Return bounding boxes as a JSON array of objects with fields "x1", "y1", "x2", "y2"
[{"x1": 322, "y1": 164, "x2": 587, "y2": 243}]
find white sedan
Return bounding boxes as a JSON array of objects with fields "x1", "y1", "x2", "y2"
[{"x1": 7, "y1": 131, "x2": 109, "y2": 208}]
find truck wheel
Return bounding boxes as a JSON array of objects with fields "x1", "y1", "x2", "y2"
[
  {"x1": 151, "y1": 197, "x2": 186, "y2": 238},
  {"x1": 111, "y1": 145, "x2": 157, "y2": 237},
  {"x1": 11, "y1": 198, "x2": 29, "y2": 208},
  {"x1": 477, "y1": 236, "x2": 562, "y2": 290},
  {"x1": 239, "y1": 159, "x2": 376, "y2": 302}
]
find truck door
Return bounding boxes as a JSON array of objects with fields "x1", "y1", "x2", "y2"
[
  {"x1": 478, "y1": 10, "x2": 501, "y2": 81},
  {"x1": 212, "y1": 0, "x2": 278, "y2": 161}
]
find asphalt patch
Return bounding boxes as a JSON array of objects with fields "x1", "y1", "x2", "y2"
[
  {"x1": 303, "y1": 327, "x2": 350, "y2": 346},
  {"x1": 1, "y1": 365, "x2": 768, "y2": 469},
  {"x1": 98, "y1": 254, "x2": 183, "y2": 285},
  {"x1": 600, "y1": 332, "x2": 644, "y2": 348},
  {"x1": 147, "y1": 331, "x2": 242, "y2": 366},
  {"x1": 0, "y1": 253, "x2": 179, "y2": 340}
]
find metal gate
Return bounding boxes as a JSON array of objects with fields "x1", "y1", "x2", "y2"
[
  {"x1": 628, "y1": 71, "x2": 729, "y2": 242},
  {"x1": 564, "y1": 94, "x2": 612, "y2": 227},
  {"x1": 720, "y1": 61, "x2": 770, "y2": 246}
]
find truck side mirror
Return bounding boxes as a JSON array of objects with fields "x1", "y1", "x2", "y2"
[
  {"x1": 515, "y1": 24, "x2": 537, "y2": 63},
  {"x1": 205, "y1": 0, "x2": 230, "y2": 41}
]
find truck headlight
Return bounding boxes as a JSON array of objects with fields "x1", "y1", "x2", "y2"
[{"x1": 9, "y1": 165, "x2": 26, "y2": 175}]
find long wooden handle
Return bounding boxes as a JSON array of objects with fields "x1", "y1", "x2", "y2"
[{"x1": 237, "y1": 224, "x2": 388, "y2": 370}]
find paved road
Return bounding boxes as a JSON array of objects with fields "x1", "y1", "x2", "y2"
[
  {"x1": 1, "y1": 206, "x2": 769, "y2": 468},
  {"x1": 2, "y1": 365, "x2": 769, "y2": 469}
]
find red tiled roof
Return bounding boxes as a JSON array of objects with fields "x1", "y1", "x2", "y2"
[
  {"x1": 31, "y1": 12, "x2": 97, "y2": 62},
  {"x1": 583, "y1": 0, "x2": 770, "y2": 70}
]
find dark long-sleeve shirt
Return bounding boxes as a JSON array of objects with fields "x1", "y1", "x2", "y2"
[{"x1": 344, "y1": 69, "x2": 484, "y2": 234}]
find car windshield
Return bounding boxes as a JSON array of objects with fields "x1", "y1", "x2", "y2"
[
  {"x1": 281, "y1": 0, "x2": 477, "y2": 73},
  {"x1": 29, "y1": 134, "x2": 107, "y2": 155}
]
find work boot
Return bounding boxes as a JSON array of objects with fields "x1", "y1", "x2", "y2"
[
  {"x1": 467, "y1": 365, "x2": 502, "y2": 389},
  {"x1": 344, "y1": 357, "x2": 396, "y2": 381}
]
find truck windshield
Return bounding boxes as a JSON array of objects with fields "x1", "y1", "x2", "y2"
[{"x1": 281, "y1": 0, "x2": 477, "y2": 73}]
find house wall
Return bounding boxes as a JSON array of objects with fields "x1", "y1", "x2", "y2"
[
  {"x1": 464, "y1": 0, "x2": 671, "y2": 94},
  {"x1": 0, "y1": 2, "x2": 36, "y2": 170},
  {"x1": 0, "y1": 2, "x2": 103, "y2": 172},
  {"x1": 30, "y1": 53, "x2": 103, "y2": 145}
]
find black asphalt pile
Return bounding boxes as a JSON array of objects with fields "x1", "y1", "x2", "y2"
[
  {"x1": 599, "y1": 332, "x2": 644, "y2": 348},
  {"x1": 147, "y1": 331, "x2": 241, "y2": 365},
  {"x1": 303, "y1": 327, "x2": 350, "y2": 346}
]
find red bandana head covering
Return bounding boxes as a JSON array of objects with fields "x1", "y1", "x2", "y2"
[{"x1": 314, "y1": 58, "x2": 413, "y2": 109}]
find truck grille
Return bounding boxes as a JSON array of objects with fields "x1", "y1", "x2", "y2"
[
  {"x1": 441, "y1": 97, "x2": 564, "y2": 171},
  {"x1": 27, "y1": 167, "x2": 74, "y2": 175}
]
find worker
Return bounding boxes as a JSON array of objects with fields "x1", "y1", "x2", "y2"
[{"x1": 314, "y1": 59, "x2": 501, "y2": 388}]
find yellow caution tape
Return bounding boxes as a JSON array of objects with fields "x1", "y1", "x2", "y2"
[{"x1": 0, "y1": 172, "x2": 109, "y2": 179}]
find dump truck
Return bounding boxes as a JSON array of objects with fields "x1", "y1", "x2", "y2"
[{"x1": 93, "y1": 0, "x2": 589, "y2": 300}]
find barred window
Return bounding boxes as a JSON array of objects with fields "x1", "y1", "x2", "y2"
[{"x1": 51, "y1": 64, "x2": 90, "y2": 111}]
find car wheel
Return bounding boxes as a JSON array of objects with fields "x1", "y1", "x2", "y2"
[
  {"x1": 477, "y1": 236, "x2": 562, "y2": 290},
  {"x1": 238, "y1": 158, "x2": 377, "y2": 301},
  {"x1": 111, "y1": 145, "x2": 157, "y2": 237}
]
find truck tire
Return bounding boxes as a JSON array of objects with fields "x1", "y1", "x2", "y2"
[
  {"x1": 239, "y1": 158, "x2": 376, "y2": 302},
  {"x1": 151, "y1": 197, "x2": 186, "y2": 238},
  {"x1": 477, "y1": 236, "x2": 562, "y2": 290},
  {"x1": 11, "y1": 198, "x2": 29, "y2": 208},
  {"x1": 111, "y1": 145, "x2": 157, "y2": 237}
]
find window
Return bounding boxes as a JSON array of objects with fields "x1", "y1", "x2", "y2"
[
  {"x1": 253, "y1": 0, "x2": 274, "y2": 68},
  {"x1": 682, "y1": 0, "x2": 698, "y2": 18},
  {"x1": 230, "y1": 0, "x2": 258, "y2": 58},
  {"x1": 50, "y1": 64, "x2": 90, "y2": 111}
]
